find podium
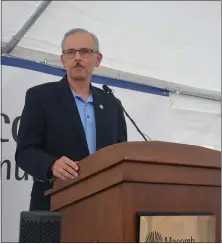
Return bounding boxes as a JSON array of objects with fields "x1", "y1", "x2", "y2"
[{"x1": 45, "y1": 141, "x2": 221, "y2": 242}]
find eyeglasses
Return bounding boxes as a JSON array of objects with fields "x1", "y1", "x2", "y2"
[{"x1": 62, "y1": 48, "x2": 99, "y2": 58}]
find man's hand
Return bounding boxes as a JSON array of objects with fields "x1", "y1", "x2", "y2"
[{"x1": 51, "y1": 156, "x2": 79, "y2": 181}]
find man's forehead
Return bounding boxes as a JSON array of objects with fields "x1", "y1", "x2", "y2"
[{"x1": 63, "y1": 32, "x2": 95, "y2": 49}]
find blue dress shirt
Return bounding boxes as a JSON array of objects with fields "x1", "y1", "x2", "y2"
[{"x1": 71, "y1": 89, "x2": 96, "y2": 155}]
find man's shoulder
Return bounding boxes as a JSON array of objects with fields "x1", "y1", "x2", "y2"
[
  {"x1": 93, "y1": 86, "x2": 118, "y2": 105},
  {"x1": 92, "y1": 85, "x2": 106, "y2": 95},
  {"x1": 27, "y1": 81, "x2": 59, "y2": 95},
  {"x1": 92, "y1": 85, "x2": 114, "y2": 99}
]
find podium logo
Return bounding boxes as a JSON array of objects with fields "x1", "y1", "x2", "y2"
[
  {"x1": 146, "y1": 231, "x2": 164, "y2": 242},
  {"x1": 146, "y1": 231, "x2": 195, "y2": 243}
]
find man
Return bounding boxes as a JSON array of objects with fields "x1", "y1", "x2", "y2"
[{"x1": 15, "y1": 28, "x2": 127, "y2": 211}]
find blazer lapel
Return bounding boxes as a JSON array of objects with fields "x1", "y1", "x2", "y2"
[
  {"x1": 56, "y1": 76, "x2": 89, "y2": 155},
  {"x1": 91, "y1": 86, "x2": 108, "y2": 151}
]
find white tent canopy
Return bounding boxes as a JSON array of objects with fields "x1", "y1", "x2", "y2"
[
  {"x1": 2, "y1": 1, "x2": 221, "y2": 100},
  {"x1": 1, "y1": 3, "x2": 221, "y2": 242}
]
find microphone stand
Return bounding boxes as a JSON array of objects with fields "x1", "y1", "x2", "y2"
[{"x1": 103, "y1": 85, "x2": 151, "y2": 141}]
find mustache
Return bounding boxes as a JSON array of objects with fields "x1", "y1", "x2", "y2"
[{"x1": 73, "y1": 63, "x2": 84, "y2": 68}]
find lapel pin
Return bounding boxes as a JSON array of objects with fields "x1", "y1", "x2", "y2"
[{"x1": 99, "y1": 105, "x2": 104, "y2": 110}]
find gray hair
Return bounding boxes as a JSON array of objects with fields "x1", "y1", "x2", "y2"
[{"x1": 61, "y1": 28, "x2": 100, "y2": 52}]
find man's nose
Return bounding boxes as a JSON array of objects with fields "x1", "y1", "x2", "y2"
[{"x1": 74, "y1": 51, "x2": 82, "y2": 61}]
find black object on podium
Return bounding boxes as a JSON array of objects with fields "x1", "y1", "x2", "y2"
[{"x1": 19, "y1": 211, "x2": 62, "y2": 243}]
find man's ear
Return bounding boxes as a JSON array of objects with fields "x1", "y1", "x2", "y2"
[{"x1": 95, "y1": 53, "x2": 103, "y2": 67}]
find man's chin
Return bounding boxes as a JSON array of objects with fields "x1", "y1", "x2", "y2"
[{"x1": 71, "y1": 75, "x2": 86, "y2": 81}]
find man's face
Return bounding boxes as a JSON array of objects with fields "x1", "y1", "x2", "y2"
[{"x1": 61, "y1": 32, "x2": 103, "y2": 81}]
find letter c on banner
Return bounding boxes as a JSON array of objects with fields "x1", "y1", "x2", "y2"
[
  {"x1": 1, "y1": 113, "x2": 10, "y2": 142},
  {"x1": 12, "y1": 116, "x2": 21, "y2": 143}
]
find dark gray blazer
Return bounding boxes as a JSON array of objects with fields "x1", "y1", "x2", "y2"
[{"x1": 15, "y1": 75, "x2": 127, "y2": 210}]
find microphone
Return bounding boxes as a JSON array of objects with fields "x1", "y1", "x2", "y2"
[
  {"x1": 102, "y1": 85, "x2": 151, "y2": 141},
  {"x1": 102, "y1": 85, "x2": 113, "y2": 94}
]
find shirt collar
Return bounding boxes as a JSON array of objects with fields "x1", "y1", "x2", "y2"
[{"x1": 71, "y1": 89, "x2": 93, "y2": 103}]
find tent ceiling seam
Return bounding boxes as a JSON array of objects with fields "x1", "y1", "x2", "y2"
[{"x1": 2, "y1": 51, "x2": 220, "y2": 102}]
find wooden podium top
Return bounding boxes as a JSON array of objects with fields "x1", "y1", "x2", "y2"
[{"x1": 46, "y1": 141, "x2": 220, "y2": 198}]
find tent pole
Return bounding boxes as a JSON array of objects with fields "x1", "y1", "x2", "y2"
[{"x1": 2, "y1": 0, "x2": 52, "y2": 54}]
